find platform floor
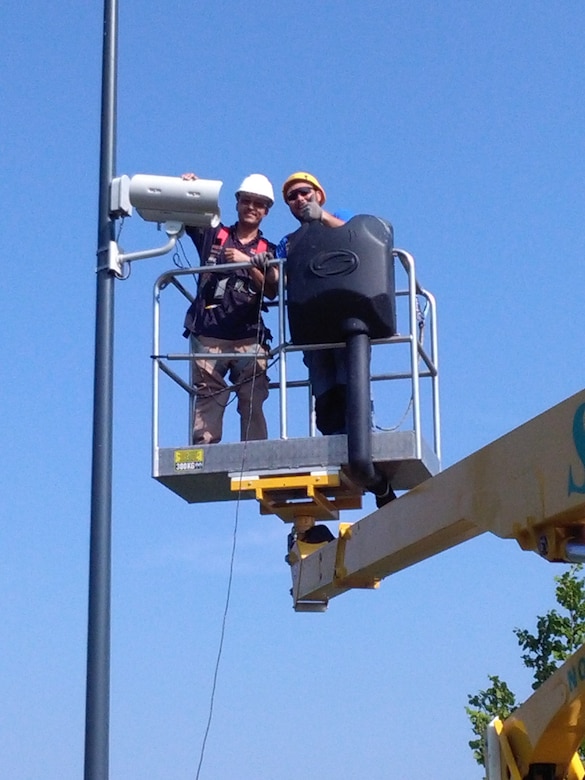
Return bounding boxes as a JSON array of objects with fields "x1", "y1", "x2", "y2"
[{"x1": 154, "y1": 431, "x2": 440, "y2": 504}]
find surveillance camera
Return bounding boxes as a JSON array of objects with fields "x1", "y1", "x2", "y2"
[{"x1": 110, "y1": 174, "x2": 222, "y2": 227}]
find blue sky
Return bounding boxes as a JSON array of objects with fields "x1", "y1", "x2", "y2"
[{"x1": 2, "y1": 1, "x2": 585, "y2": 778}]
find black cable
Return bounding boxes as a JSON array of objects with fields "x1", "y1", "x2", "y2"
[
  {"x1": 194, "y1": 496, "x2": 241, "y2": 780},
  {"x1": 174, "y1": 237, "x2": 192, "y2": 269},
  {"x1": 194, "y1": 256, "x2": 270, "y2": 780}
]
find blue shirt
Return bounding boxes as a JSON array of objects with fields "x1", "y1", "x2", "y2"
[{"x1": 276, "y1": 209, "x2": 354, "y2": 258}]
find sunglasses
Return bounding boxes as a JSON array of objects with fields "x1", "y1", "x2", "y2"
[
  {"x1": 239, "y1": 196, "x2": 269, "y2": 209},
  {"x1": 286, "y1": 186, "x2": 314, "y2": 202}
]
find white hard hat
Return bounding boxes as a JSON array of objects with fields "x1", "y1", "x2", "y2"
[{"x1": 235, "y1": 174, "x2": 274, "y2": 206}]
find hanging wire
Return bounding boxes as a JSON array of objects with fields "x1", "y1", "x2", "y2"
[
  {"x1": 190, "y1": 353, "x2": 280, "y2": 410},
  {"x1": 417, "y1": 295, "x2": 428, "y2": 346},
  {"x1": 115, "y1": 216, "x2": 125, "y2": 242},
  {"x1": 372, "y1": 294, "x2": 427, "y2": 432},
  {"x1": 194, "y1": 253, "x2": 272, "y2": 780},
  {"x1": 372, "y1": 396, "x2": 413, "y2": 432},
  {"x1": 189, "y1": 254, "x2": 278, "y2": 408},
  {"x1": 173, "y1": 237, "x2": 192, "y2": 269},
  {"x1": 194, "y1": 498, "x2": 241, "y2": 780}
]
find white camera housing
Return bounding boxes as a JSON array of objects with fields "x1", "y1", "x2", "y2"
[{"x1": 110, "y1": 174, "x2": 222, "y2": 227}]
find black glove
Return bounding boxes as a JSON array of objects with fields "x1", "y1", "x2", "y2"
[
  {"x1": 250, "y1": 251, "x2": 274, "y2": 271},
  {"x1": 299, "y1": 200, "x2": 323, "y2": 222}
]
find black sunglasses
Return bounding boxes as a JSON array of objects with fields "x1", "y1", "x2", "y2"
[
  {"x1": 239, "y1": 196, "x2": 269, "y2": 209},
  {"x1": 286, "y1": 186, "x2": 314, "y2": 202}
]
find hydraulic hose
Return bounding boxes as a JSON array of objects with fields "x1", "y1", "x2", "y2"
[{"x1": 344, "y1": 318, "x2": 388, "y2": 496}]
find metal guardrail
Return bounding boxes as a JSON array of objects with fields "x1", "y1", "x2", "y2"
[{"x1": 151, "y1": 248, "x2": 440, "y2": 469}]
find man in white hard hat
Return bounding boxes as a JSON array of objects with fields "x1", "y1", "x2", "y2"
[{"x1": 182, "y1": 173, "x2": 277, "y2": 444}]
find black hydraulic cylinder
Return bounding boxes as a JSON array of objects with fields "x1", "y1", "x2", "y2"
[{"x1": 344, "y1": 319, "x2": 387, "y2": 495}]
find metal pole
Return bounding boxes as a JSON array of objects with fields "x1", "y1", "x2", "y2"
[{"x1": 84, "y1": 0, "x2": 118, "y2": 778}]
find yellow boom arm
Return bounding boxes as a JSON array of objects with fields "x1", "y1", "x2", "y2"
[
  {"x1": 290, "y1": 389, "x2": 585, "y2": 609},
  {"x1": 486, "y1": 642, "x2": 585, "y2": 779}
]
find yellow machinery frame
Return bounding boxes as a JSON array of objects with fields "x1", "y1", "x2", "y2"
[{"x1": 486, "y1": 641, "x2": 585, "y2": 779}]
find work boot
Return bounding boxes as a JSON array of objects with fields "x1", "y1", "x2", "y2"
[
  {"x1": 300, "y1": 524, "x2": 335, "y2": 544},
  {"x1": 285, "y1": 524, "x2": 334, "y2": 565},
  {"x1": 375, "y1": 483, "x2": 397, "y2": 509}
]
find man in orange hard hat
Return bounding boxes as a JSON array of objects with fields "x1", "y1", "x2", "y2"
[
  {"x1": 280, "y1": 172, "x2": 349, "y2": 229},
  {"x1": 275, "y1": 172, "x2": 396, "y2": 508},
  {"x1": 275, "y1": 172, "x2": 353, "y2": 437}
]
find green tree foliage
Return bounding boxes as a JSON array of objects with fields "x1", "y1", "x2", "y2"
[
  {"x1": 466, "y1": 675, "x2": 516, "y2": 766},
  {"x1": 466, "y1": 564, "x2": 585, "y2": 768},
  {"x1": 515, "y1": 566, "x2": 585, "y2": 688}
]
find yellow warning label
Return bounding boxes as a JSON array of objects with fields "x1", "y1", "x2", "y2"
[{"x1": 174, "y1": 449, "x2": 204, "y2": 472}]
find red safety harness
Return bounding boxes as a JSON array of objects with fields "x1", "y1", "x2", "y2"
[
  {"x1": 182, "y1": 225, "x2": 272, "y2": 342},
  {"x1": 206, "y1": 225, "x2": 268, "y2": 265},
  {"x1": 204, "y1": 226, "x2": 269, "y2": 302}
]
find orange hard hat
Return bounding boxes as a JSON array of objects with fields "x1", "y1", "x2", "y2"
[{"x1": 282, "y1": 172, "x2": 326, "y2": 204}]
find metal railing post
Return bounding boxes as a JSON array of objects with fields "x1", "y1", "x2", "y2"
[
  {"x1": 395, "y1": 250, "x2": 422, "y2": 459},
  {"x1": 276, "y1": 260, "x2": 288, "y2": 439}
]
